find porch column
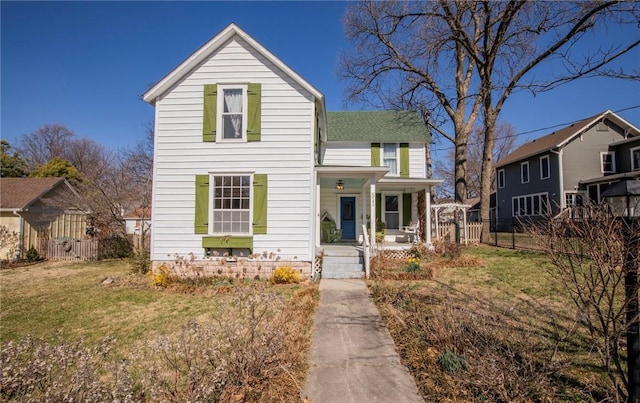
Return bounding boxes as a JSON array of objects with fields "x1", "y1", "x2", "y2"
[
  {"x1": 361, "y1": 186, "x2": 366, "y2": 242},
  {"x1": 425, "y1": 187, "x2": 432, "y2": 245},
  {"x1": 462, "y1": 207, "x2": 468, "y2": 246},
  {"x1": 370, "y1": 179, "x2": 376, "y2": 248},
  {"x1": 316, "y1": 182, "x2": 321, "y2": 248}
]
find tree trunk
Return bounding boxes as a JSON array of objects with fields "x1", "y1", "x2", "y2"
[
  {"x1": 480, "y1": 108, "x2": 497, "y2": 243},
  {"x1": 454, "y1": 139, "x2": 468, "y2": 204}
]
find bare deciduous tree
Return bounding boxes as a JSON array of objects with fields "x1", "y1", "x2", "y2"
[
  {"x1": 436, "y1": 122, "x2": 518, "y2": 199},
  {"x1": 341, "y1": 1, "x2": 639, "y2": 241}
]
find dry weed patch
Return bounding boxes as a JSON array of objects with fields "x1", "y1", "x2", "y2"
[
  {"x1": 369, "y1": 246, "x2": 614, "y2": 401},
  {"x1": 1, "y1": 261, "x2": 319, "y2": 402}
]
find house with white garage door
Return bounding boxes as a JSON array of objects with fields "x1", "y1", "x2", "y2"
[{"x1": 143, "y1": 23, "x2": 441, "y2": 279}]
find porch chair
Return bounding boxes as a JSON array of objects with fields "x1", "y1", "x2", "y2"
[
  {"x1": 402, "y1": 220, "x2": 420, "y2": 244},
  {"x1": 321, "y1": 221, "x2": 343, "y2": 243}
]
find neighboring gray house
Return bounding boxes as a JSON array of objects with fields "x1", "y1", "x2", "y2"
[
  {"x1": 495, "y1": 110, "x2": 639, "y2": 221},
  {"x1": 579, "y1": 135, "x2": 640, "y2": 202}
]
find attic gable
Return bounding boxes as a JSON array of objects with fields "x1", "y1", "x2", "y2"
[
  {"x1": 496, "y1": 110, "x2": 640, "y2": 168},
  {"x1": 142, "y1": 23, "x2": 324, "y2": 105}
]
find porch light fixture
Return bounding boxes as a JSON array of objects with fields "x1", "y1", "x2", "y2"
[{"x1": 335, "y1": 180, "x2": 344, "y2": 190}]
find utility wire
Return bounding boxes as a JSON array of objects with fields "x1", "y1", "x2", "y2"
[{"x1": 429, "y1": 104, "x2": 640, "y2": 152}]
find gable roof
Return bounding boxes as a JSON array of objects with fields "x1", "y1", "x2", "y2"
[
  {"x1": 496, "y1": 110, "x2": 640, "y2": 168},
  {"x1": 327, "y1": 111, "x2": 429, "y2": 142},
  {"x1": 142, "y1": 22, "x2": 324, "y2": 105},
  {"x1": 0, "y1": 177, "x2": 67, "y2": 211}
]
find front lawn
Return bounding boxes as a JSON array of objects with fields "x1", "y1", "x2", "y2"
[
  {"x1": 0, "y1": 260, "x2": 318, "y2": 401},
  {"x1": 370, "y1": 245, "x2": 614, "y2": 402}
]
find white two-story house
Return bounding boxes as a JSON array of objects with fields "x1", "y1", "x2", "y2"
[{"x1": 143, "y1": 23, "x2": 440, "y2": 279}]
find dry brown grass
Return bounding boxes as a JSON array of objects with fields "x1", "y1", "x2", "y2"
[
  {"x1": 1, "y1": 260, "x2": 319, "y2": 402},
  {"x1": 369, "y1": 246, "x2": 614, "y2": 402}
]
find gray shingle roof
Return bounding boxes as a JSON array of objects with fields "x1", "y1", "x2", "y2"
[{"x1": 327, "y1": 111, "x2": 429, "y2": 142}]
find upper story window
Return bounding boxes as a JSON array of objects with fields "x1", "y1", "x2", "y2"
[
  {"x1": 521, "y1": 161, "x2": 530, "y2": 184},
  {"x1": 631, "y1": 146, "x2": 640, "y2": 171},
  {"x1": 383, "y1": 143, "x2": 398, "y2": 176},
  {"x1": 497, "y1": 169, "x2": 505, "y2": 189},
  {"x1": 218, "y1": 85, "x2": 248, "y2": 141},
  {"x1": 600, "y1": 151, "x2": 616, "y2": 173},
  {"x1": 540, "y1": 155, "x2": 550, "y2": 180}
]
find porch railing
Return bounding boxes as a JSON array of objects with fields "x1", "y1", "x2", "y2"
[{"x1": 361, "y1": 224, "x2": 371, "y2": 279}]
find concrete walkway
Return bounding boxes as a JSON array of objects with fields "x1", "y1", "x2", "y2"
[{"x1": 303, "y1": 279, "x2": 424, "y2": 403}]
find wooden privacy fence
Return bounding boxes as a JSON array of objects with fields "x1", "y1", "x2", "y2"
[
  {"x1": 437, "y1": 222, "x2": 482, "y2": 244},
  {"x1": 48, "y1": 239, "x2": 99, "y2": 261}
]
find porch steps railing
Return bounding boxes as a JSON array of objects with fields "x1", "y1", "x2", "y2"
[{"x1": 321, "y1": 247, "x2": 364, "y2": 279}]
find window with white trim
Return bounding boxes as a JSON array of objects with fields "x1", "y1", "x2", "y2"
[
  {"x1": 600, "y1": 151, "x2": 616, "y2": 173},
  {"x1": 565, "y1": 192, "x2": 585, "y2": 208},
  {"x1": 521, "y1": 161, "x2": 529, "y2": 183},
  {"x1": 539, "y1": 155, "x2": 550, "y2": 180},
  {"x1": 512, "y1": 193, "x2": 549, "y2": 216},
  {"x1": 211, "y1": 175, "x2": 251, "y2": 233},
  {"x1": 497, "y1": 169, "x2": 505, "y2": 189},
  {"x1": 382, "y1": 143, "x2": 398, "y2": 176},
  {"x1": 218, "y1": 85, "x2": 247, "y2": 141},
  {"x1": 631, "y1": 146, "x2": 640, "y2": 171}
]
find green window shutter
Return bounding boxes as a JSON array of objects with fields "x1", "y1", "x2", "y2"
[
  {"x1": 375, "y1": 193, "x2": 381, "y2": 224},
  {"x1": 202, "y1": 236, "x2": 253, "y2": 249},
  {"x1": 203, "y1": 84, "x2": 217, "y2": 142},
  {"x1": 253, "y1": 174, "x2": 268, "y2": 234},
  {"x1": 195, "y1": 175, "x2": 209, "y2": 234},
  {"x1": 247, "y1": 83, "x2": 262, "y2": 142},
  {"x1": 371, "y1": 143, "x2": 381, "y2": 167},
  {"x1": 400, "y1": 143, "x2": 410, "y2": 177},
  {"x1": 403, "y1": 193, "x2": 412, "y2": 226}
]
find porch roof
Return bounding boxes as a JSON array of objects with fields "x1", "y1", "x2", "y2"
[{"x1": 316, "y1": 165, "x2": 389, "y2": 181}]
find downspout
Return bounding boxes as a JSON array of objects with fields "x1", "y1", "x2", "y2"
[
  {"x1": 12, "y1": 210, "x2": 23, "y2": 260},
  {"x1": 550, "y1": 148, "x2": 564, "y2": 210}
]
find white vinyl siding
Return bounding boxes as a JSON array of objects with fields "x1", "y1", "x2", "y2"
[
  {"x1": 322, "y1": 142, "x2": 427, "y2": 178},
  {"x1": 152, "y1": 37, "x2": 315, "y2": 260}
]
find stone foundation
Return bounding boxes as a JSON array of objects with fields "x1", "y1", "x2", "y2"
[{"x1": 152, "y1": 258, "x2": 313, "y2": 280}]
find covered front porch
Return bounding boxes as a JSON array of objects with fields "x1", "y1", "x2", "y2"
[{"x1": 315, "y1": 166, "x2": 442, "y2": 251}]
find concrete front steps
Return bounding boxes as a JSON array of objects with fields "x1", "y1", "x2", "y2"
[{"x1": 321, "y1": 246, "x2": 364, "y2": 279}]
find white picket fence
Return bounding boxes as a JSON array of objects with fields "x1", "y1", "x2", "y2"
[{"x1": 437, "y1": 222, "x2": 483, "y2": 244}]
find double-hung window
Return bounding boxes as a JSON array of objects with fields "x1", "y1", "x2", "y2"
[
  {"x1": 497, "y1": 169, "x2": 505, "y2": 189},
  {"x1": 211, "y1": 175, "x2": 251, "y2": 234},
  {"x1": 539, "y1": 155, "x2": 550, "y2": 180},
  {"x1": 383, "y1": 143, "x2": 398, "y2": 176},
  {"x1": 601, "y1": 151, "x2": 616, "y2": 173},
  {"x1": 631, "y1": 146, "x2": 640, "y2": 171},
  {"x1": 218, "y1": 85, "x2": 247, "y2": 141},
  {"x1": 521, "y1": 161, "x2": 530, "y2": 184}
]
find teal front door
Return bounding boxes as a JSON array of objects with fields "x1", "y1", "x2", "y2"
[{"x1": 340, "y1": 197, "x2": 356, "y2": 240}]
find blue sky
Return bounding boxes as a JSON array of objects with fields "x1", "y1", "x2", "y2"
[{"x1": 2, "y1": 1, "x2": 639, "y2": 154}]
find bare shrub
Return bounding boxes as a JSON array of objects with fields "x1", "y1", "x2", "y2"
[
  {"x1": 530, "y1": 207, "x2": 640, "y2": 400},
  {"x1": 0, "y1": 335, "x2": 134, "y2": 402},
  {"x1": 138, "y1": 285, "x2": 317, "y2": 402},
  {"x1": 0, "y1": 225, "x2": 19, "y2": 263},
  {"x1": 370, "y1": 283, "x2": 593, "y2": 401}
]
